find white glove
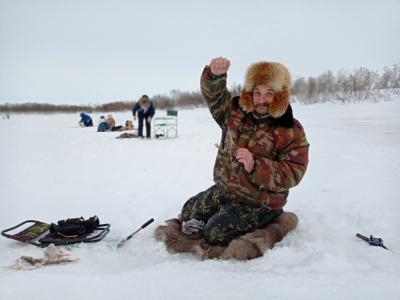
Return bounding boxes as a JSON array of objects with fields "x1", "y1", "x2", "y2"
[{"x1": 182, "y1": 218, "x2": 205, "y2": 235}]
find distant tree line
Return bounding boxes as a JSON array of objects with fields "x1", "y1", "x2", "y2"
[
  {"x1": 0, "y1": 101, "x2": 133, "y2": 114},
  {"x1": 1, "y1": 64, "x2": 399, "y2": 113},
  {"x1": 291, "y1": 63, "x2": 400, "y2": 103}
]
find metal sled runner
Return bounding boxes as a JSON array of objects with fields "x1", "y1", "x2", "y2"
[{"x1": 1, "y1": 219, "x2": 110, "y2": 248}]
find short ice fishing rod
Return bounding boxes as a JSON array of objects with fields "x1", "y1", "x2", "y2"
[{"x1": 356, "y1": 233, "x2": 400, "y2": 255}]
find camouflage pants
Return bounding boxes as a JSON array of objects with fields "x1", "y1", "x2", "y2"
[{"x1": 181, "y1": 185, "x2": 281, "y2": 246}]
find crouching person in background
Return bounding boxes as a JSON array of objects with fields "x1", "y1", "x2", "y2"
[
  {"x1": 106, "y1": 114, "x2": 118, "y2": 131},
  {"x1": 79, "y1": 112, "x2": 93, "y2": 127},
  {"x1": 97, "y1": 115, "x2": 119, "y2": 132},
  {"x1": 97, "y1": 116, "x2": 108, "y2": 132},
  {"x1": 97, "y1": 116, "x2": 134, "y2": 132}
]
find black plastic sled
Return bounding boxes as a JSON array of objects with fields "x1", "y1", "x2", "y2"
[{"x1": 1, "y1": 218, "x2": 110, "y2": 248}]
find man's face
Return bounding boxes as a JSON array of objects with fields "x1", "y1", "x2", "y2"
[{"x1": 252, "y1": 85, "x2": 274, "y2": 115}]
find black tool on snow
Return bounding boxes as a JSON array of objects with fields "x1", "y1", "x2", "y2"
[{"x1": 116, "y1": 218, "x2": 154, "y2": 248}]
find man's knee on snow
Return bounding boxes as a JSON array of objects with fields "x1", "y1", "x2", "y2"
[
  {"x1": 203, "y1": 223, "x2": 227, "y2": 245},
  {"x1": 202, "y1": 205, "x2": 250, "y2": 246},
  {"x1": 180, "y1": 186, "x2": 222, "y2": 222},
  {"x1": 203, "y1": 222, "x2": 239, "y2": 246}
]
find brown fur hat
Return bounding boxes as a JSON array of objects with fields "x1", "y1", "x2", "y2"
[{"x1": 239, "y1": 61, "x2": 291, "y2": 118}]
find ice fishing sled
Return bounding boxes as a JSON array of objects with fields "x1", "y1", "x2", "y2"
[{"x1": 1, "y1": 216, "x2": 110, "y2": 248}]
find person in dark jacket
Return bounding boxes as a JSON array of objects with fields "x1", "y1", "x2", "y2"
[
  {"x1": 97, "y1": 116, "x2": 109, "y2": 132},
  {"x1": 132, "y1": 95, "x2": 155, "y2": 138},
  {"x1": 79, "y1": 112, "x2": 93, "y2": 127}
]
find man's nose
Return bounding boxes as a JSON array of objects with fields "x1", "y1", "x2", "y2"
[{"x1": 256, "y1": 95, "x2": 267, "y2": 103}]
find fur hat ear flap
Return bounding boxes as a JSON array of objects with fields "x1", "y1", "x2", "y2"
[
  {"x1": 269, "y1": 85, "x2": 290, "y2": 118},
  {"x1": 239, "y1": 90, "x2": 254, "y2": 113}
]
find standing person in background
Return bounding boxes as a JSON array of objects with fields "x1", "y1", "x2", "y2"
[{"x1": 132, "y1": 95, "x2": 155, "y2": 138}]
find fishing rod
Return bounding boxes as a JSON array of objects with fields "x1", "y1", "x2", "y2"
[{"x1": 356, "y1": 233, "x2": 400, "y2": 255}]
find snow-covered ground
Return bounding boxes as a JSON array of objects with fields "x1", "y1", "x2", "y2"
[{"x1": 0, "y1": 99, "x2": 399, "y2": 300}]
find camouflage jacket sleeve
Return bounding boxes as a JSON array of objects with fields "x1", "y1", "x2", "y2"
[
  {"x1": 249, "y1": 125, "x2": 309, "y2": 192},
  {"x1": 200, "y1": 66, "x2": 232, "y2": 128}
]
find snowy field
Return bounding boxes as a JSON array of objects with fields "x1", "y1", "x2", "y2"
[{"x1": 0, "y1": 99, "x2": 399, "y2": 300}]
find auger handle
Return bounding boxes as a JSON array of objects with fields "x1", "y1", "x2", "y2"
[{"x1": 141, "y1": 218, "x2": 154, "y2": 229}]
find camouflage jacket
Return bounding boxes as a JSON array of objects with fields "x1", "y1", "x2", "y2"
[{"x1": 201, "y1": 66, "x2": 309, "y2": 210}]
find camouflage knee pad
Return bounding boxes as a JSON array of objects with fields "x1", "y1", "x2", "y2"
[
  {"x1": 203, "y1": 203, "x2": 281, "y2": 246},
  {"x1": 181, "y1": 185, "x2": 226, "y2": 221},
  {"x1": 181, "y1": 185, "x2": 281, "y2": 246},
  {"x1": 203, "y1": 206, "x2": 251, "y2": 246}
]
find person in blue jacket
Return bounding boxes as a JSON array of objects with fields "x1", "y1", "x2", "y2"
[
  {"x1": 132, "y1": 95, "x2": 155, "y2": 138},
  {"x1": 79, "y1": 112, "x2": 93, "y2": 127}
]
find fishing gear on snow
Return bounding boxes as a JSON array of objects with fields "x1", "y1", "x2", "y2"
[
  {"x1": 1, "y1": 216, "x2": 110, "y2": 247},
  {"x1": 356, "y1": 233, "x2": 400, "y2": 255},
  {"x1": 116, "y1": 218, "x2": 154, "y2": 248}
]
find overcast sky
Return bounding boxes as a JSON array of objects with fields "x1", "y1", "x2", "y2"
[{"x1": 0, "y1": 0, "x2": 399, "y2": 104}]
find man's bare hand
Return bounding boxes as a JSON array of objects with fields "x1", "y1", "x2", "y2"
[
  {"x1": 236, "y1": 148, "x2": 255, "y2": 173},
  {"x1": 209, "y1": 57, "x2": 230, "y2": 76}
]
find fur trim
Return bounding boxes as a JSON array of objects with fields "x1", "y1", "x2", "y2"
[
  {"x1": 154, "y1": 212, "x2": 298, "y2": 261},
  {"x1": 239, "y1": 61, "x2": 291, "y2": 118}
]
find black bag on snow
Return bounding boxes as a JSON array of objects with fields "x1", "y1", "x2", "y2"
[{"x1": 49, "y1": 216, "x2": 100, "y2": 238}]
